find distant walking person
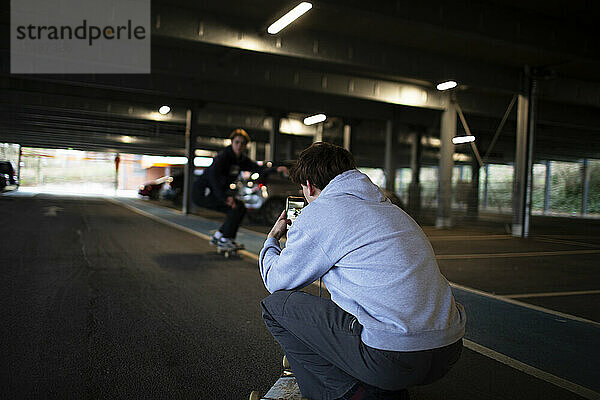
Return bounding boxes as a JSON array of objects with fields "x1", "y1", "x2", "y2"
[{"x1": 193, "y1": 128, "x2": 286, "y2": 250}]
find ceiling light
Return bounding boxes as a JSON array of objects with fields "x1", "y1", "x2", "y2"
[
  {"x1": 303, "y1": 113, "x2": 326, "y2": 125},
  {"x1": 436, "y1": 81, "x2": 458, "y2": 91},
  {"x1": 158, "y1": 105, "x2": 171, "y2": 115},
  {"x1": 194, "y1": 157, "x2": 214, "y2": 167},
  {"x1": 452, "y1": 135, "x2": 475, "y2": 144},
  {"x1": 267, "y1": 2, "x2": 313, "y2": 34}
]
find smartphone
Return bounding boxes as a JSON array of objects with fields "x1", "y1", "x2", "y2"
[{"x1": 286, "y1": 196, "x2": 306, "y2": 224}]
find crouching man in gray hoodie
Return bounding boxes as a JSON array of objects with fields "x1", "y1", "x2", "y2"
[{"x1": 259, "y1": 142, "x2": 466, "y2": 400}]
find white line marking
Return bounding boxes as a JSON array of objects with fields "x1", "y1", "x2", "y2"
[
  {"x1": 463, "y1": 339, "x2": 600, "y2": 400},
  {"x1": 426, "y1": 234, "x2": 513, "y2": 241},
  {"x1": 109, "y1": 199, "x2": 600, "y2": 398},
  {"x1": 450, "y1": 282, "x2": 600, "y2": 328},
  {"x1": 534, "y1": 236, "x2": 600, "y2": 249},
  {"x1": 436, "y1": 249, "x2": 600, "y2": 260},
  {"x1": 505, "y1": 289, "x2": 600, "y2": 299}
]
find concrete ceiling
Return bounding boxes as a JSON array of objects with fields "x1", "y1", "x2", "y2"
[{"x1": 0, "y1": 0, "x2": 599, "y2": 165}]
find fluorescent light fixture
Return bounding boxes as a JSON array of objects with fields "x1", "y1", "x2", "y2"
[
  {"x1": 436, "y1": 81, "x2": 458, "y2": 91},
  {"x1": 194, "y1": 157, "x2": 214, "y2": 167},
  {"x1": 452, "y1": 135, "x2": 475, "y2": 144},
  {"x1": 158, "y1": 105, "x2": 171, "y2": 115},
  {"x1": 303, "y1": 113, "x2": 326, "y2": 125},
  {"x1": 120, "y1": 135, "x2": 135, "y2": 143},
  {"x1": 267, "y1": 2, "x2": 313, "y2": 34}
]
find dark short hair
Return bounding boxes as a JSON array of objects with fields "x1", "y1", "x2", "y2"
[
  {"x1": 229, "y1": 128, "x2": 251, "y2": 144},
  {"x1": 289, "y1": 142, "x2": 356, "y2": 190}
]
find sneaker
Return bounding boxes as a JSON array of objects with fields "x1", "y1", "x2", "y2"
[
  {"x1": 216, "y1": 237, "x2": 237, "y2": 250},
  {"x1": 210, "y1": 235, "x2": 219, "y2": 246}
]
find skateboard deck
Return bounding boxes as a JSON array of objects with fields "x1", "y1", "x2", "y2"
[
  {"x1": 215, "y1": 245, "x2": 243, "y2": 258},
  {"x1": 249, "y1": 356, "x2": 305, "y2": 400},
  {"x1": 209, "y1": 236, "x2": 244, "y2": 258}
]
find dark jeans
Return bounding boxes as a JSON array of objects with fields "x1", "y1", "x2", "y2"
[
  {"x1": 261, "y1": 291, "x2": 463, "y2": 400},
  {"x1": 193, "y1": 187, "x2": 246, "y2": 238}
]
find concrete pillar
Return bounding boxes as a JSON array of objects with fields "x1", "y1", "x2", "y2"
[
  {"x1": 314, "y1": 123, "x2": 323, "y2": 143},
  {"x1": 543, "y1": 160, "x2": 551, "y2": 214},
  {"x1": 384, "y1": 120, "x2": 396, "y2": 192},
  {"x1": 17, "y1": 145, "x2": 22, "y2": 187},
  {"x1": 285, "y1": 137, "x2": 294, "y2": 161},
  {"x1": 343, "y1": 124, "x2": 351, "y2": 151},
  {"x1": 248, "y1": 141, "x2": 257, "y2": 161},
  {"x1": 512, "y1": 76, "x2": 537, "y2": 237},
  {"x1": 269, "y1": 115, "x2": 281, "y2": 162},
  {"x1": 582, "y1": 159, "x2": 591, "y2": 215},
  {"x1": 467, "y1": 158, "x2": 480, "y2": 218},
  {"x1": 437, "y1": 100, "x2": 456, "y2": 228},
  {"x1": 409, "y1": 131, "x2": 422, "y2": 213},
  {"x1": 182, "y1": 109, "x2": 196, "y2": 215},
  {"x1": 483, "y1": 164, "x2": 489, "y2": 209}
]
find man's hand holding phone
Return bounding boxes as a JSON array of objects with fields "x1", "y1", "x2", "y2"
[
  {"x1": 267, "y1": 210, "x2": 290, "y2": 240},
  {"x1": 268, "y1": 196, "x2": 306, "y2": 240}
]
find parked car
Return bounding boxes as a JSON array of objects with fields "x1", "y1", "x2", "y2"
[
  {"x1": 0, "y1": 161, "x2": 18, "y2": 191},
  {"x1": 237, "y1": 169, "x2": 405, "y2": 224},
  {"x1": 138, "y1": 173, "x2": 183, "y2": 202},
  {"x1": 238, "y1": 170, "x2": 303, "y2": 224}
]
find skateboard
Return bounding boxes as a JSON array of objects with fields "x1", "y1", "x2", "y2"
[
  {"x1": 249, "y1": 356, "x2": 306, "y2": 400},
  {"x1": 215, "y1": 243, "x2": 244, "y2": 258},
  {"x1": 209, "y1": 234, "x2": 245, "y2": 258}
]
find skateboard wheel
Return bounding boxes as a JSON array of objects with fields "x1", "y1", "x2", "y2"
[
  {"x1": 224, "y1": 251, "x2": 230, "y2": 258},
  {"x1": 249, "y1": 390, "x2": 261, "y2": 400},
  {"x1": 283, "y1": 355, "x2": 290, "y2": 369}
]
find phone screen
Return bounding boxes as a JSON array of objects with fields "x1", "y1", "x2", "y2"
[{"x1": 286, "y1": 197, "x2": 305, "y2": 224}]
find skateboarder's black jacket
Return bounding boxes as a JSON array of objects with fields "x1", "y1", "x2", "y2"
[{"x1": 196, "y1": 145, "x2": 270, "y2": 203}]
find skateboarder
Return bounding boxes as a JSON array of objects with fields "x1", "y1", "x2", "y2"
[
  {"x1": 259, "y1": 142, "x2": 466, "y2": 400},
  {"x1": 193, "y1": 128, "x2": 286, "y2": 251}
]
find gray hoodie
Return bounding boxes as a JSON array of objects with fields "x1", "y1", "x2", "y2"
[{"x1": 259, "y1": 169, "x2": 466, "y2": 352}]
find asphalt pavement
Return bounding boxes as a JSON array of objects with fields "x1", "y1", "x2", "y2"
[{"x1": 1, "y1": 192, "x2": 599, "y2": 399}]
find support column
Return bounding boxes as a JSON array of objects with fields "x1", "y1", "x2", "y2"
[
  {"x1": 314, "y1": 123, "x2": 323, "y2": 143},
  {"x1": 248, "y1": 141, "x2": 257, "y2": 161},
  {"x1": 409, "y1": 131, "x2": 422, "y2": 213},
  {"x1": 512, "y1": 75, "x2": 537, "y2": 237},
  {"x1": 269, "y1": 115, "x2": 281, "y2": 162},
  {"x1": 483, "y1": 164, "x2": 489, "y2": 209},
  {"x1": 384, "y1": 120, "x2": 395, "y2": 192},
  {"x1": 543, "y1": 160, "x2": 551, "y2": 214},
  {"x1": 467, "y1": 158, "x2": 480, "y2": 218},
  {"x1": 17, "y1": 145, "x2": 22, "y2": 187},
  {"x1": 285, "y1": 137, "x2": 293, "y2": 161},
  {"x1": 343, "y1": 124, "x2": 351, "y2": 151},
  {"x1": 437, "y1": 100, "x2": 456, "y2": 228},
  {"x1": 582, "y1": 159, "x2": 591, "y2": 215},
  {"x1": 182, "y1": 109, "x2": 196, "y2": 215}
]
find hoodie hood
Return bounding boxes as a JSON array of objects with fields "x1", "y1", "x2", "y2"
[{"x1": 319, "y1": 169, "x2": 387, "y2": 203}]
